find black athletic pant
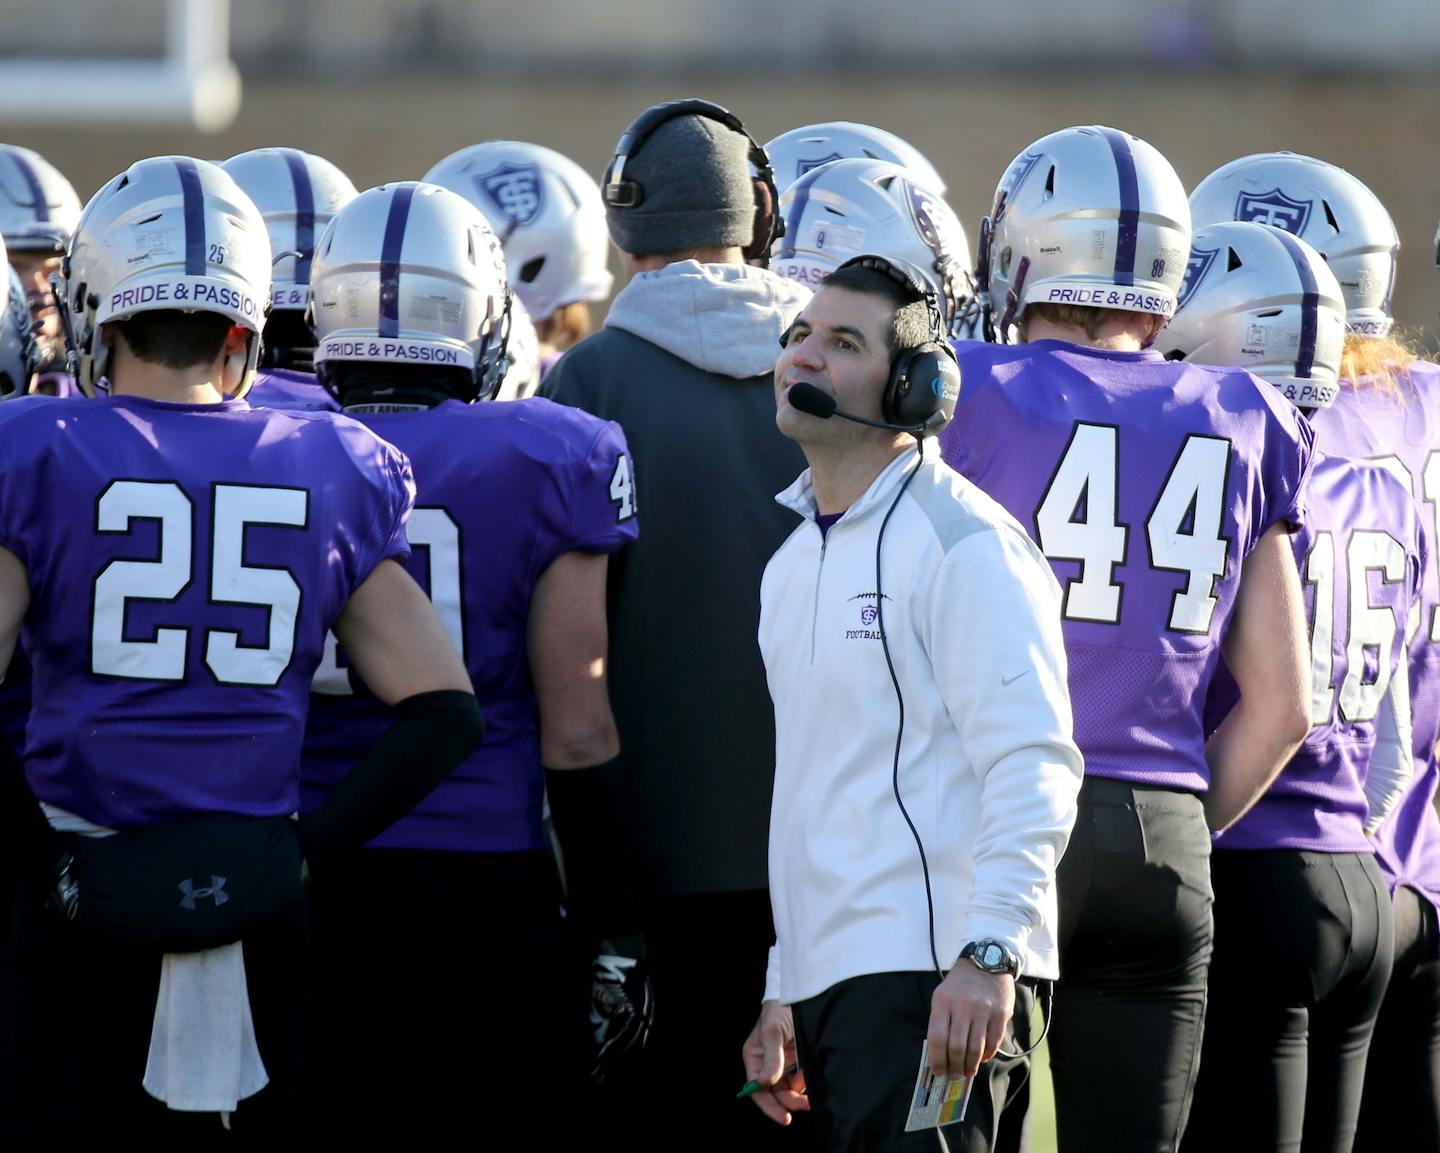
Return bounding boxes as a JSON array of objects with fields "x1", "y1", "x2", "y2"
[
  {"x1": 1184, "y1": 850, "x2": 1394, "y2": 1153},
  {"x1": 590, "y1": 888, "x2": 812, "y2": 1152},
  {"x1": 1046, "y1": 778, "x2": 1214, "y2": 1153},
  {"x1": 791, "y1": 970, "x2": 1035, "y2": 1153},
  {"x1": 301, "y1": 847, "x2": 589, "y2": 1144},
  {"x1": 0, "y1": 877, "x2": 305, "y2": 1145},
  {"x1": 1354, "y1": 884, "x2": 1440, "y2": 1153}
]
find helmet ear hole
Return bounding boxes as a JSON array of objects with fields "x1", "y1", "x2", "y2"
[
  {"x1": 519, "y1": 257, "x2": 545, "y2": 284},
  {"x1": 1322, "y1": 199, "x2": 1340, "y2": 234},
  {"x1": 1226, "y1": 247, "x2": 1243, "y2": 271},
  {"x1": 1043, "y1": 166, "x2": 1056, "y2": 197}
]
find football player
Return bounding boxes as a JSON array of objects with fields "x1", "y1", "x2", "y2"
[
  {"x1": 0, "y1": 144, "x2": 81, "y2": 395},
  {"x1": 299, "y1": 181, "x2": 641, "y2": 1141},
  {"x1": 0, "y1": 157, "x2": 481, "y2": 1141},
  {"x1": 1193, "y1": 155, "x2": 1440, "y2": 1152},
  {"x1": 770, "y1": 157, "x2": 975, "y2": 336},
  {"x1": 220, "y1": 147, "x2": 358, "y2": 411},
  {"x1": 423, "y1": 141, "x2": 613, "y2": 380},
  {"x1": 763, "y1": 121, "x2": 947, "y2": 197},
  {"x1": 938, "y1": 126, "x2": 1315, "y2": 1152},
  {"x1": 1159, "y1": 220, "x2": 1415, "y2": 1152}
]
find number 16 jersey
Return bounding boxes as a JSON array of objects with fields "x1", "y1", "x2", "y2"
[{"x1": 939, "y1": 339, "x2": 1314, "y2": 792}]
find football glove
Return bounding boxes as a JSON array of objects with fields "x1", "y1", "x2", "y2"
[{"x1": 589, "y1": 934, "x2": 655, "y2": 1084}]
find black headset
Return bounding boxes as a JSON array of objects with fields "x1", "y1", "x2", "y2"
[
  {"x1": 603, "y1": 98, "x2": 784, "y2": 266},
  {"x1": 832, "y1": 254, "x2": 961, "y2": 434}
]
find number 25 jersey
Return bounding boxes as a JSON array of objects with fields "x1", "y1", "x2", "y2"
[
  {"x1": 939, "y1": 339, "x2": 1314, "y2": 792},
  {"x1": 0, "y1": 394, "x2": 415, "y2": 829}
]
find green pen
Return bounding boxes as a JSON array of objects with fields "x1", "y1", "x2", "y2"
[{"x1": 736, "y1": 1063, "x2": 801, "y2": 1098}]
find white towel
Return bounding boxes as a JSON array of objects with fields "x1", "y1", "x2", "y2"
[{"x1": 142, "y1": 943, "x2": 269, "y2": 1113}]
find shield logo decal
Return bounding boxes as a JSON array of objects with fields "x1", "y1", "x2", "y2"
[
  {"x1": 477, "y1": 163, "x2": 544, "y2": 227},
  {"x1": 796, "y1": 152, "x2": 843, "y2": 180},
  {"x1": 1235, "y1": 187, "x2": 1312, "y2": 235},
  {"x1": 1177, "y1": 247, "x2": 1218, "y2": 311}
]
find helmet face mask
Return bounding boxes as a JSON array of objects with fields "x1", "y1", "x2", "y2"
[
  {"x1": 979, "y1": 126, "x2": 1191, "y2": 343},
  {"x1": 1155, "y1": 221, "x2": 1346, "y2": 410},
  {"x1": 61, "y1": 156, "x2": 271, "y2": 398},
  {"x1": 309, "y1": 181, "x2": 512, "y2": 404},
  {"x1": 0, "y1": 263, "x2": 38, "y2": 400},
  {"x1": 771, "y1": 158, "x2": 973, "y2": 338},
  {"x1": 1189, "y1": 152, "x2": 1399, "y2": 339},
  {"x1": 423, "y1": 142, "x2": 611, "y2": 324},
  {"x1": 764, "y1": 122, "x2": 946, "y2": 198}
]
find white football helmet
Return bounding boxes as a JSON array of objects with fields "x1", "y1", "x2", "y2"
[
  {"x1": 309, "y1": 181, "x2": 511, "y2": 402},
  {"x1": 220, "y1": 148, "x2": 358, "y2": 314},
  {"x1": 0, "y1": 145, "x2": 82, "y2": 254},
  {"x1": 495, "y1": 295, "x2": 541, "y2": 401},
  {"x1": 1156, "y1": 221, "x2": 1345, "y2": 410},
  {"x1": 422, "y1": 142, "x2": 612, "y2": 323},
  {"x1": 1189, "y1": 153, "x2": 1398, "y2": 338},
  {"x1": 60, "y1": 156, "x2": 271, "y2": 397},
  {"x1": 764, "y1": 122, "x2": 946, "y2": 196},
  {"x1": 0, "y1": 263, "x2": 37, "y2": 400},
  {"x1": 980, "y1": 125, "x2": 1190, "y2": 341},
  {"x1": 771, "y1": 158, "x2": 973, "y2": 337}
]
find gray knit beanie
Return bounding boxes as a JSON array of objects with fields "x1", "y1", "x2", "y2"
[{"x1": 604, "y1": 114, "x2": 756, "y2": 256}]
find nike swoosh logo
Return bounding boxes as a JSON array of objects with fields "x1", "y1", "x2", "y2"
[{"x1": 1000, "y1": 670, "x2": 1029, "y2": 687}]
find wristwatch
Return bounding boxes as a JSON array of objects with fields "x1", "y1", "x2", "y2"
[{"x1": 959, "y1": 939, "x2": 1022, "y2": 978}]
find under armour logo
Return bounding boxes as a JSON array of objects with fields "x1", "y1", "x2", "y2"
[{"x1": 178, "y1": 876, "x2": 229, "y2": 910}]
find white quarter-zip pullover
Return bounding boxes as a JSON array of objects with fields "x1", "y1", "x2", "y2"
[{"x1": 761, "y1": 448, "x2": 1082, "y2": 1004}]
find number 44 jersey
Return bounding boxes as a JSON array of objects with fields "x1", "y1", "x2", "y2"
[
  {"x1": 0, "y1": 393, "x2": 415, "y2": 829},
  {"x1": 939, "y1": 339, "x2": 1314, "y2": 792}
]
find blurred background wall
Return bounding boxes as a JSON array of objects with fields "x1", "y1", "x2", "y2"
[{"x1": 2, "y1": 0, "x2": 1439, "y2": 341}]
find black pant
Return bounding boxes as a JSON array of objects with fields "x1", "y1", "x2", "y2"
[
  {"x1": 589, "y1": 888, "x2": 812, "y2": 1152},
  {"x1": 301, "y1": 847, "x2": 589, "y2": 1144},
  {"x1": 1354, "y1": 884, "x2": 1440, "y2": 1153},
  {"x1": 1046, "y1": 778, "x2": 1214, "y2": 1153},
  {"x1": 1185, "y1": 850, "x2": 1394, "y2": 1153},
  {"x1": 0, "y1": 878, "x2": 305, "y2": 1145},
  {"x1": 791, "y1": 970, "x2": 1035, "y2": 1153}
]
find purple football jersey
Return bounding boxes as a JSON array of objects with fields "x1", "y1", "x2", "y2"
[
  {"x1": 0, "y1": 395, "x2": 414, "y2": 829},
  {"x1": 300, "y1": 396, "x2": 639, "y2": 853},
  {"x1": 247, "y1": 367, "x2": 339, "y2": 413},
  {"x1": 940, "y1": 339, "x2": 1313, "y2": 791},
  {"x1": 1310, "y1": 363, "x2": 1440, "y2": 916},
  {"x1": 1209, "y1": 453, "x2": 1422, "y2": 850}
]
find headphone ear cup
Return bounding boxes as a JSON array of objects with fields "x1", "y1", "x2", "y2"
[
  {"x1": 745, "y1": 177, "x2": 778, "y2": 265},
  {"x1": 885, "y1": 344, "x2": 961, "y2": 432}
]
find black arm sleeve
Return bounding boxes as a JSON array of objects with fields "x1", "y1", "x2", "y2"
[
  {"x1": 297, "y1": 690, "x2": 485, "y2": 862},
  {"x1": 545, "y1": 756, "x2": 641, "y2": 944}
]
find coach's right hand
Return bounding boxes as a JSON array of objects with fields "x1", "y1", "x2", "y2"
[{"x1": 742, "y1": 1000, "x2": 809, "y2": 1126}]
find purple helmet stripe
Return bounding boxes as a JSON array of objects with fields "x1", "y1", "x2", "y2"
[
  {"x1": 281, "y1": 149, "x2": 316, "y2": 287},
  {"x1": 378, "y1": 184, "x2": 416, "y2": 339},
  {"x1": 7, "y1": 150, "x2": 49, "y2": 223},
  {"x1": 173, "y1": 158, "x2": 207, "y2": 278},
  {"x1": 1267, "y1": 227, "x2": 1319, "y2": 380},
  {"x1": 777, "y1": 165, "x2": 823, "y2": 261},
  {"x1": 1098, "y1": 128, "x2": 1139, "y2": 287}
]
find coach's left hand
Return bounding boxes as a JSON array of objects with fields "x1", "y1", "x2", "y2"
[{"x1": 927, "y1": 965, "x2": 1015, "y2": 1080}]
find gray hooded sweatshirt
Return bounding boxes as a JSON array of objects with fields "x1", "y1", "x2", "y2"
[{"x1": 543, "y1": 260, "x2": 810, "y2": 896}]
